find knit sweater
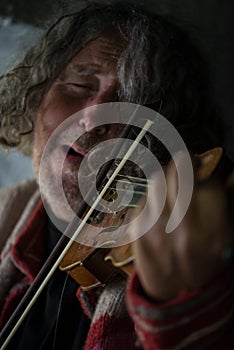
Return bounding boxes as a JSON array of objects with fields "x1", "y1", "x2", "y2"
[{"x1": 0, "y1": 180, "x2": 233, "y2": 349}]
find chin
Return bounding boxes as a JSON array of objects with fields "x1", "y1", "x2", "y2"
[
  {"x1": 47, "y1": 184, "x2": 82, "y2": 222},
  {"x1": 38, "y1": 166, "x2": 82, "y2": 225}
]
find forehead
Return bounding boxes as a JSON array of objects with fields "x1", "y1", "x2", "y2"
[{"x1": 65, "y1": 30, "x2": 126, "y2": 73}]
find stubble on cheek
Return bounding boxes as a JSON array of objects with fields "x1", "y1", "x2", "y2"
[{"x1": 34, "y1": 140, "x2": 83, "y2": 222}]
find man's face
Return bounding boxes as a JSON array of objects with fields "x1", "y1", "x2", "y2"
[{"x1": 33, "y1": 31, "x2": 126, "y2": 222}]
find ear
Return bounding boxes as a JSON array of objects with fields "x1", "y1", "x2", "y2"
[{"x1": 196, "y1": 147, "x2": 223, "y2": 181}]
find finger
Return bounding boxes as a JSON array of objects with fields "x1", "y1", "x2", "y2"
[{"x1": 164, "y1": 151, "x2": 195, "y2": 233}]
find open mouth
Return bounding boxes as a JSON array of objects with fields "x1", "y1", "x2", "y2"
[{"x1": 62, "y1": 144, "x2": 87, "y2": 163}]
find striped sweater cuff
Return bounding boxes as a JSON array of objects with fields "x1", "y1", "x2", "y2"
[{"x1": 127, "y1": 268, "x2": 234, "y2": 349}]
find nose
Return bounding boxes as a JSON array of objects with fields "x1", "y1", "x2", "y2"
[
  {"x1": 78, "y1": 105, "x2": 111, "y2": 135},
  {"x1": 78, "y1": 88, "x2": 118, "y2": 134}
]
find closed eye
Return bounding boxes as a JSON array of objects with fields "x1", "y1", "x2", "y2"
[
  {"x1": 66, "y1": 83, "x2": 93, "y2": 89},
  {"x1": 65, "y1": 82, "x2": 97, "y2": 97}
]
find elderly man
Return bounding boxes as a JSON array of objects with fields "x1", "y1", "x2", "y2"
[{"x1": 0, "y1": 2, "x2": 233, "y2": 349}]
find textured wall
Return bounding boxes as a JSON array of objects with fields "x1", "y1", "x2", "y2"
[
  {"x1": 0, "y1": 0, "x2": 52, "y2": 25},
  {"x1": 0, "y1": 17, "x2": 41, "y2": 187}
]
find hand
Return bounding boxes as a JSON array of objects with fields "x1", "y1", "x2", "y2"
[{"x1": 132, "y1": 153, "x2": 234, "y2": 301}]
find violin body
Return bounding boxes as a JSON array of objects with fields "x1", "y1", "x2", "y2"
[{"x1": 60, "y1": 207, "x2": 135, "y2": 290}]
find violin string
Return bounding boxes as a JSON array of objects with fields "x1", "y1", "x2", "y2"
[
  {"x1": 105, "y1": 174, "x2": 151, "y2": 196},
  {"x1": 115, "y1": 174, "x2": 149, "y2": 183},
  {"x1": 106, "y1": 186, "x2": 146, "y2": 196},
  {"x1": 111, "y1": 173, "x2": 152, "y2": 189},
  {"x1": 52, "y1": 273, "x2": 70, "y2": 350},
  {"x1": 114, "y1": 178, "x2": 149, "y2": 188},
  {"x1": 126, "y1": 203, "x2": 142, "y2": 208}
]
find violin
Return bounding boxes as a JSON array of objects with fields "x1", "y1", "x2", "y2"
[
  {"x1": 59, "y1": 179, "x2": 138, "y2": 290},
  {"x1": 59, "y1": 147, "x2": 224, "y2": 290}
]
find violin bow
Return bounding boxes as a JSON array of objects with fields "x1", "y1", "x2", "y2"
[{"x1": 0, "y1": 105, "x2": 155, "y2": 349}]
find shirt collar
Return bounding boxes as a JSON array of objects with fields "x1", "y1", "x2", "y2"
[{"x1": 11, "y1": 200, "x2": 47, "y2": 282}]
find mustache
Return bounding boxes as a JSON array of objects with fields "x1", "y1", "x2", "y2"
[{"x1": 75, "y1": 130, "x2": 101, "y2": 151}]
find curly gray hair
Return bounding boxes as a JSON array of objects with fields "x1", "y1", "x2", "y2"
[{"x1": 0, "y1": 1, "x2": 222, "y2": 156}]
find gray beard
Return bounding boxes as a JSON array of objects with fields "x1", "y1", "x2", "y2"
[{"x1": 38, "y1": 163, "x2": 84, "y2": 224}]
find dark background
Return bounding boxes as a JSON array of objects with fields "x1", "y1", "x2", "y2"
[{"x1": 0, "y1": 0, "x2": 234, "y2": 159}]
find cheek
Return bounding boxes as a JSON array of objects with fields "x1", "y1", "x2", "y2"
[
  {"x1": 38, "y1": 102, "x2": 68, "y2": 133},
  {"x1": 33, "y1": 104, "x2": 59, "y2": 172},
  {"x1": 33, "y1": 94, "x2": 82, "y2": 168},
  {"x1": 39, "y1": 93, "x2": 85, "y2": 133},
  {"x1": 32, "y1": 116, "x2": 49, "y2": 175},
  {"x1": 34, "y1": 107, "x2": 55, "y2": 151}
]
